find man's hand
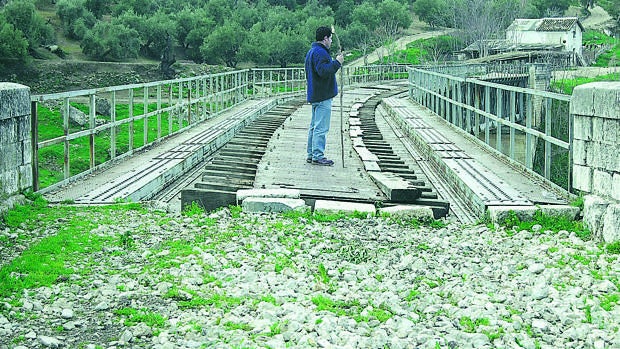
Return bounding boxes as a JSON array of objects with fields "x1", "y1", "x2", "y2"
[{"x1": 336, "y1": 53, "x2": 344, "y2": 64}]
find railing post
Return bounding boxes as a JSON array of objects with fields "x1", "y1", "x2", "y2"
[
  {"x1": 31, "y1": 101, "x2": 39, "y2": 192},
  {"x1": 111, "y1": 91, "x2": 117, "y2": 159}
]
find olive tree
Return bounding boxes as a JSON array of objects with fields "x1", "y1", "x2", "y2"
[
  {"x1": 56, "y1": 0, "x2": 97, "y2": 40},
  {"x1": 200, "y1": 20, "x2": 247, "y2": 67},
  {"x1": 81, "y1": 21, "x2": 140, "y2": 60},
  {"x1": 3, "y1": 0, "x2": 54, "y2": 49},
  {"x1": 0, "y1": 20, "x2": 29, "y2": 61}
]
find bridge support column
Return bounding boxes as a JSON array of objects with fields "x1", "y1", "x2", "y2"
[
  {"x1": 571, "y1": 82, "x2": 620, "y2": 243},
  {"x1": 0, "y1": 83, "x2": 32, "y2": 215}
]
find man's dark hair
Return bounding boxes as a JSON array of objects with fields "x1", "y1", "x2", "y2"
[{"x1": 315, "y1": 26, "x2": 332, "y2": 41}]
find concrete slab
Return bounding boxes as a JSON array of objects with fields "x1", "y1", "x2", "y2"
[
  {"x1": 363, "y1": 161, "x2": 381, "y2": 172},
  {"x1": 242, "y1": 197, "x2": 309, "y2": 213},
  {"x1": 369, "y1": 172, "x2": 421, "y2": 203},
  {"x1": 236, "y1": 188, "x2": 301, "y2": 203},
  {"x1": 487, "y1": 204, "x2": 581, "y2": 225},
  {"x1": 378, "y1": 205, "x2": 435, "y2": 221},
  {"x1": 314, "y1": 199, "x2": 376, "y2": 216}
]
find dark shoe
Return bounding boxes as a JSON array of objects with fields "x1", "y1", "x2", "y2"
[
  {"x1": 312, "y1": 158, "x2": 334, "y2": 166},
  {"x1": 306, "y1": 157, "x2": 312, "y2": 163}
]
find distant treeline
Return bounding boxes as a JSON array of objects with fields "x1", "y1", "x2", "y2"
[{"x1": 0, "y1": 0, "x2": 610, "y2": 67}]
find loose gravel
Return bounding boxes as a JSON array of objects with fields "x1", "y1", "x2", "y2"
[{"x1": 1, "y1": 204, "x2": 619, "y2": 349}]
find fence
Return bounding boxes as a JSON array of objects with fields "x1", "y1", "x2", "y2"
[
  {"x1": 407, "y1": 64, "x2": 572, "y2": 192},
  {"x1": 30, "y1": 65, "x2": 408, "y2": 192}
]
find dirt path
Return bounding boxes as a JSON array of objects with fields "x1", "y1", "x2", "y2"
[
  {"x1": 581, "y1": 4, "x2": 614, "y2": 30},
  {"x1": 346, "y1": 27, "x2": 454, "y2": 67}
]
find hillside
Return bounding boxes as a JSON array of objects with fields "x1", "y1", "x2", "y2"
[{"x1": 5, "y1": 3, "x2": 616, "y2": 94}]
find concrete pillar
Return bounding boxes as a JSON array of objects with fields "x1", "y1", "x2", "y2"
[
  {"x1": 570, "y1": 82, "x2": 620, "y2": 243},
  {"x1": 0, "y1": 83, "x2": 32, "y2": 211}
]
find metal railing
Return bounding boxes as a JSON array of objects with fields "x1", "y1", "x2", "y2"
[
  {"x1": 407, "y1": 65, "x2": 572, "y2": 192},
  {"x1": 30, "y1": 65, "x2": 408, "y2": 192}
]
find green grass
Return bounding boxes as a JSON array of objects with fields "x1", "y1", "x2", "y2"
[
  {"x1": 311, "y1": 294, "x2": 393, "y2": 323},
  {"x1": 459, "y1": 316, "x2": 490, "y2": 333},
  {"x1": 500, "y1": 209, "x2": 590, "y2": 240},
  {"x1": 0, "y1": 196, "x2": 146, "y2": 299},
  {"x1": 551, "y1": 73, "x2": 620, "y2": 94},
  {"x1": 114, "y1": 307, "x2": 167, "y2": 328},
  {"x1": 583, "y1": 30, "x2": 620, "y2": 68},
  {"x1": 383, "y1": 35, "x2": 462, "y2": 65}
]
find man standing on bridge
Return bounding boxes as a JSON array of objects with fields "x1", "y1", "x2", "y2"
[{"x1": 305, "y1": 26, "x2": 344, "y2": 166}]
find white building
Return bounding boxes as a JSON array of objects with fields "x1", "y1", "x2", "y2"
[
  {"x1": 462, "y1": 17, "x2": 586, "y2": 66},
  {"x1": 506, "y1": 17, "x2": 584, "y2": 60}
]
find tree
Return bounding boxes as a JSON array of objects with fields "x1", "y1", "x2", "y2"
[
  {"x1": 205, "y1": 0, "x2": 233, "y2": 26},
  {"x1": 174, "y1": 7, "x2": 217, "y2": 60},
  {"x1": 141, "y1": 12, "x2": 177, "y2": 58},
  {"x1": 334, "y1": 0, "x2": 355, "y2": 28},
  {"x1": 200, "y1": 21, "x2": 247, "y2": 67},
  {"x1": 351, "y1": 1, "x2": 380, "y2": 32},
  {"x1": 530, "y1": 0, "x2": 572, "y2": 17},
  {"x1": 267, "y1": 29, "x2": 306, "y2": 67},
  {"x1": 56, "y1": 0, "x2": 97, "y2": 40},
  {"x1": 238, "y1": 24, "x2": 270, "y2": 66},
  {"x1": 447, "y1": 0, "x2": 526, "y2": 57},
  {"x1": 0, "y1": 20, "x2": 29, "y2": 62},
  {"x1": 81, "y1": 21, "x2": 140, "y2": 60},
  {"x1": 3, "y1": 0, "x2": 54, "y2": 50},
  {"x1": 375, "y1": 0, "x2": 412, "y2": 62},
  {"x1": 343, "y1": 21, "x2": 376, "y2": 65},
  {"x1": 413, "y1": 0, "x2": 449, "y2": 28},
  {"x1": 85, "y1": 0, "x2": 109, "y2": 18}
]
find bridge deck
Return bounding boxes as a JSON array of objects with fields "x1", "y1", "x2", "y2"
[{"x1": 42, "y1": 82, "x2": 570, "y2": 221}]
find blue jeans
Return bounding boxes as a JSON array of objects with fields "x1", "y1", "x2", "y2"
[{"x1": 307, "y1": 99, "x2": 332, "y2": 160}]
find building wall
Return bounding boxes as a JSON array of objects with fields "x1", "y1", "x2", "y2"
[
  {"x1": 506, "y1": 26, "x2": 582, "y2": 55},
  {"x1": 0, "y1": 83, "x2": 32, "y2": 201},
  {"x1": 571, "y1": 82, "x2": 620, "y2": 242}
]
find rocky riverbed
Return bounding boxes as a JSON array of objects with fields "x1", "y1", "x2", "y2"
[{"x1": 1, "y1": 204, "x2": 619, "y2": 349}]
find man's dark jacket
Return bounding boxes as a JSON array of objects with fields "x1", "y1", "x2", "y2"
[{"x1": 305, "y1": 42, "x2": 341, "y2": 103}]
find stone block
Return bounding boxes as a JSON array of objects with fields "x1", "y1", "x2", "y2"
[
  {"x1": 242, "y1": 197, "x2": 308, "y2": 214},
  {"x1": 487, "y1": 205, "x2": 542, "y2": 225},
  {"x1": 0, "y1": 171, "x2": 18, "y2": 196},
  {"x1": 572, "y1": 165, "x2": 592, "y2": 192},
  {"x1": 0, "y1": 143, "x2": 19, "y2": 169},
  {"x1": 0, "y1": 118, "x2": 17, "y2": 145},
  {"x1": 18, "y1": 164, "x2": 32, "y2": 190},
  {"x1": 613, "y1": 173, "x2": 620, "y2": 201},
  {"x1": 314, "y1": 200, "x2": 376, "y2": 217},
  {"x1": 17, "y1": 114, "x2": 31, "y2": 141},
  {"x1": 378, "y1": 205, "x2": 434, "y2": 221},
  {"x1": 592, "y1": 170, "x2": 613, "y2": 198},
  {"x1": 236, "y1": 188, "x2": 300, "y2": 203},
  {"x1": 0, "y1": 83, "x2": 30, "y2": 120},
  {"x1": 583, "y1": 195, "x2": 609, "y2": 241},
  {"x1": 571, "y1": 82, "x2": 620, "y2": 120},
  {"x1": 538, "y1": 205, "x2": 581, "y2": 220},
  {"x1": 602, "y1": 118, "x2": 619, "y2": 144},
  {"x1": 572, "y1": 115, "x2": 592, "y2": 141},
  {"x1": 572, "y1": 139, "x2": 587, "y2": 166},
  {"x1": 21, "y1": 140, "x2": 32, "y2": 165},
  {"x1": 602, "y1": 204, "x2": 620, "y2": 243},
  {"x1": 587, "y1": 143, "x2": 620, "y2": 172}
]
